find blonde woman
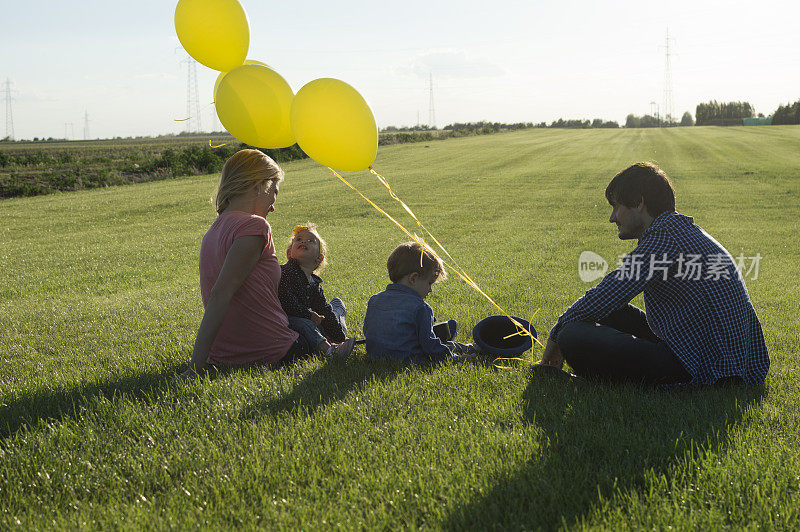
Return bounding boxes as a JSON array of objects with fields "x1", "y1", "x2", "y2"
[{"x1": 182, "y1": 150, "x2": 313, "y2": 377}]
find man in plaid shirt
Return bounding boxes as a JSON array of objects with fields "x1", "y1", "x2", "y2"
[{"x1": 540, "y1": 162, "x2": 769, "y2": 386}]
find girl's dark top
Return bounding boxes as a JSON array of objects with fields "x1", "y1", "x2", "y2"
[{"x1": 278, "y1": 258, "x2": 346, "y2": 342}]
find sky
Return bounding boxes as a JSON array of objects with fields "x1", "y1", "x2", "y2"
[{"x1": 1, "y1": 0, "x2": 798, "y2": 140}]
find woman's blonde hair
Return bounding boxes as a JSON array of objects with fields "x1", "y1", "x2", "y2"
[
  {"x1": 287, "y1": 222, "x2": 328, "y2": 273},
  {"x1": 215, "y1": 149, "x2": 284, "y2": 214}
]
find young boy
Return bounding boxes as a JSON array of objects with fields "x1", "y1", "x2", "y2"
[{"x1": 363, "y1": 241, "x2": 478, "y2": 364}]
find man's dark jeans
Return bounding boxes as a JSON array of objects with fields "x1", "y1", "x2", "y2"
[{"x1": 556, "y1": 304, "x2": 691, "y2": 385}]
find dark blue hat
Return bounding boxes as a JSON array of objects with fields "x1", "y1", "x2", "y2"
[{"x1": 472, "y1": 315, "x2": 536, "y2": 356}]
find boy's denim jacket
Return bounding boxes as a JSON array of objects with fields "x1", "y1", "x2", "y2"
[{"x1": 363, "y1": 283, "x2": 455, "y2": 363}]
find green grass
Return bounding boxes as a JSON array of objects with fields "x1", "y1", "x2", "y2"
[{"x1": 1, "y1": 126, "x2": 799, "y2": 529}]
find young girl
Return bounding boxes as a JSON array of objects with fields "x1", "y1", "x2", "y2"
[{"x1": 278, "y1": 223, "x2": 355, "y2": 358}]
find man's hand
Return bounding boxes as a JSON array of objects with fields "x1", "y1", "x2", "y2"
[
  {"x1": 310, "y1": 311, "x2": 324, "y2": 326},
  {"x1": 540, "y1": 336, "x2": 564, "y2": 369}
]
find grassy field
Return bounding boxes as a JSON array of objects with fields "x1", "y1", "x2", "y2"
[{"x1": 1, "y1": 126, "x2": 799, "y2": 529}]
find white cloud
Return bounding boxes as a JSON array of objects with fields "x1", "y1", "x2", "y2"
[
  {"x1": 398, "y1": 49, "x2": 505, "y2": 79},
  {"x1": 16, "y1": 90, "x2": 60, "y2": 103},
  {"x1": 133, "y1": 73, "x2": 179, "y2": 81}
]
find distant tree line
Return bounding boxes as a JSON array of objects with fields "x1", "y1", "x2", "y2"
[
  {"x1": 381, "y1": 124, "x2": 439, "y2": 132},
  {"x1": 591, "y1": 118, "x2": 620, "y2": 128},
  {"x1": 624, "y1": 101, "x2": 768, "y2": 128},
  {"x1": 375, "y1": 97, "x2": 800, "y2": 132},
  {"x1": 381, "y1": 119, "x2": 621, "y2": 133},
  {"x1": 772, "y1": 99, "x2": 800, "y2": 125},
  {"x1": 625, "y1": 114, "x2": 670, "y2": 128},
  {"x1": 378, "y1": 121, "x2": 539, "y2": 146},
  {"x1": 381, "y1": 121, "x2": 537, "y2": 133},
  {"x1": 546, "y1": 118, "x2": 619, "y2": 129},
  {"x1": 442, "y1": 121, "x2": 535, "y2": 132},
  {"x1": 695, "y1": 100, "x2": 754, "y2": 126}
]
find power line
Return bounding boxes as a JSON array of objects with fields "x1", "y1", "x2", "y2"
[
  {"x1": 650, "y1": 101, "x2": 660, "y2": 125},
  {"x1": 3, "y1": 78, "x2": 14, "y2": 140},
  {"x1": 181, "y1": 56, "x2": 202, "y2": 133},
  {"x1": 662, "y1": 28, "x2": 675, "y2": 124},
  {"x1": 428, "y1": 73, "x2": 436, "y2": 128},
  {"x1": 83, "y1": 110, "x2": 90, "y2": 140}
]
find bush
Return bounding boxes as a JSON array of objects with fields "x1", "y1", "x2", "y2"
[
  {"x1": 0, "y1": 173, "x2": 48, "y2": 198},
  {"x1": 772, "y1": 100, "x2": 800, "y2": 125},
  {"x1": 256, "y1": 144, "x2": 309, "y2": 163}
]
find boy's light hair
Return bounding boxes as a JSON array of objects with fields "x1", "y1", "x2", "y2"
[
  {"x1": 387, "y1": 241, "x2": 447, "y2": 283},
  {"x1": 215, "y1": 149, "x2": 284, "y2": 214},
  {"x1": 287, "y1": 222, "x2": 328, "y2": 273}
]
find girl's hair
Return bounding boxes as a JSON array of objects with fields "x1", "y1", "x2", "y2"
[
  {"x1": 287, "y1": 222, "x2": 329, "y2": 273},
  {"x1": 215, "y1": 149, "x2": 284, "y2": 214},
  {"x1": 387, "y1": 241, "x2": 447, "y2": 283}
]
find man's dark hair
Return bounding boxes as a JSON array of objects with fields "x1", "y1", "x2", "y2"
[{"x1": 605, "y1": 162, "x2": 676, "y2": 217}]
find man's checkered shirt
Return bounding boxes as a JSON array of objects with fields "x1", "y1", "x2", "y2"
[{"x1": 551, "y1": 211, "x2": 769, "y2": 385}]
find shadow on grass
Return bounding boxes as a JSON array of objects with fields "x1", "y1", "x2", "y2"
[
  {"x1": 444, "y1": 377, "x2": 765, "y2": 530},
  {"x1": 241, "y1": 358, "x2": 426, "y2": 421},
  {"x1": 0, "y1": 363, "x2": 185, "y2": 440}
]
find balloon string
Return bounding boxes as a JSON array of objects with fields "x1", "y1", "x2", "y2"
[
  {"x1": 492, "y1": 357, "x2": 526, "y2": 370},
  {"x1": 327, "y1": 167, "x2": 421, "y2": 242},
  {"x1": 328, "y1": 166, "x2": 541, "y2": 350},
  {"x1": 369, "y1": 166, "x2": 502, "y2": 310},
  {"x1": 175, "y1": 101, "x2": 214, "y2": 123},
  {"x1": 367, "y1": 166, "x2": 542, "y2": 348},
  {"x1": 527, "y1": 307, "x2": 540, "y2": 342},
  {"x1": 209, "y1": 140, "x2": 232, "y2": 148},
  {"x1": 369, "y1": 167, "x2": 463, "y2": 270}
]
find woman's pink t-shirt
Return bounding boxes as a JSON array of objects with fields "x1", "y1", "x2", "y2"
[{"x1": 199, "y1": 211, "x2": 298, "y2": 365}]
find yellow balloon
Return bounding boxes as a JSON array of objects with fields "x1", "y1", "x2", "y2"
[
  {"x1": 215, "y1": 64, "x2": 295, "y2": 148},
  {"x1": 291, "y1": 79, "x2": 378, "y2": 172},
  {"x1": 213, "y1": 60, "x2": 270, "y2": 100},
  {"x1": 175, "y1": 0, "x2": 249, "y2": 72}
]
